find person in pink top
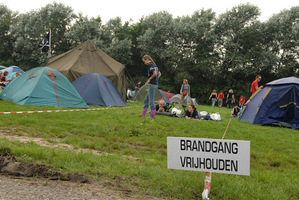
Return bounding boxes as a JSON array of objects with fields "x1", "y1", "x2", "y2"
[{"x1": 251, "y1": 75, "x2": 263, "y2": 94}]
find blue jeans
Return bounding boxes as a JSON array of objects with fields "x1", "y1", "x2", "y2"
[
  {"x1": 143, "y1": 84, "x2": 158, "y2": 110},
  {"x1": 211, "y1": 98, "x2": 217, "y2": 107}
]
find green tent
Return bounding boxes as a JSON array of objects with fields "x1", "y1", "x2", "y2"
[
  {"x1": 134, "y1": 84, "x2": 163, "y2": 102},
  {"x1": 46, "y1": 40, "x2": 127, "y2": 100},
  {"x1": 0, "y1": 67, "x2": 88, "y2": 108}
]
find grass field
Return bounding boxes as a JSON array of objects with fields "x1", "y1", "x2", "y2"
[{"x1": 0, "y1": 101, "x2": 298, "y2": 199}]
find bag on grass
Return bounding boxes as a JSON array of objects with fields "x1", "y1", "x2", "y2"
[
  {"x1": 210, "y1": 112, "x2": 221, "y2": 121},
  {"x1": 199, "y1": 111, "x2": 208, "y2": 118}
]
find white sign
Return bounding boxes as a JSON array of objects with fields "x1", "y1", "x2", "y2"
[{"x1": 167, "y1": 137, "x2": 250, "y2": 176}]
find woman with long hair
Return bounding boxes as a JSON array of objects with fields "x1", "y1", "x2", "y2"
[
  {"x1": 180, "y1": 79, "x2": 191, "y2": 109},
  {"x1": 209, "y1": 89, "x2": 218, "y2": 107},
  {"x1": 139, "y1": 55, "x2": 161, "y2": 119}
]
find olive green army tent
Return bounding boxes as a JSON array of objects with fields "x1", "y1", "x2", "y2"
[{"x1": 46, "y1": 40, "x2": 127, "y2": 100}]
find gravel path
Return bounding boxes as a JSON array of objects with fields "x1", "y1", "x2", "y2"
[{"x1": 0, "y1": 175, "x2": 138, "y2": 200}]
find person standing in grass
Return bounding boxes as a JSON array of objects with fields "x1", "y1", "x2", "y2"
[
  {"x1": 251, "y1": 75, "x2": 263, "y2": 94},
  {"x1": 217, "y1": 90, "x2": 224, "y2": 108},
  {"x1": 135, "y1": 81, "x2": 142, "y2": 93},
  {"x1": 209, "y1": 89, "x2": 218, "y2": 107},
  {"x1": 239, "y1": 95, "x2": 245, "y2": 108},
  {"x1": 180, "y1": 79, "x2": 191, "y2": 110},
  {"x1": 139, "y1": 55, "x2": 160, "y2": 119},
  {"x1": 226, "y1": 89, "x2": 234, "y2": 109}
]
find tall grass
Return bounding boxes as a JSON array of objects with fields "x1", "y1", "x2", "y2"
[{"x1": 0, "y1": 101, "x2": 298, "y2": 199}]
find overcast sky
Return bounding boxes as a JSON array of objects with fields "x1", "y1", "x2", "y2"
[{"x1": 1, "y1": 0, "x2": 298, "y2": 23}]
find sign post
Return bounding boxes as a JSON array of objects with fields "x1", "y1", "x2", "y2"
[{"x1": 167, "y1": 137, "x2": 250, "y2": 176}]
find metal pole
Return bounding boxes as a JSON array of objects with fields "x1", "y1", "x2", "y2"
[{"x1": 48, "y1": 28, "x2": 51, "y2": 58}]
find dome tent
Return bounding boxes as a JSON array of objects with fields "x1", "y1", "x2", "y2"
[
  {"x1": 240, "y1": 76, "x2": 299, "y2": 129},
  {"x1": 134, "y1": 84, "x2": 170, "y2": 103},
  {"x1": 72, "y1": 73, "x2": 126, "y2": 107},
  {"x1": 0, "y1": 67, "x2": 88, "y2": 108},
  {"x1": 0, "y1": 66, "x2": 24, "y2": 74}
]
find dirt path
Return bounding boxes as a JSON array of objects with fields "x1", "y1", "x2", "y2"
[
  {"x1": 0, "y1": 175, "x2": 132, "y2": 200},
  {"x1": 0, "y1": 131, "x2": 161, "y2": 200}
]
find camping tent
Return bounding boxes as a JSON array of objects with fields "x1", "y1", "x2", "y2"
[
  {"x1": 0, "y1": 67, "x2": 88, "y2": 108},
  {"x1": 0, "y1": 66, "x2": 24, "y2": 74},
  {"x1": 170, "y1": 94, "x2": 197, "y2": 105},
  {"x1": 134, "y1": 84, "x2": 170, "y2": 103},
  {"x1": 72, "y1": 73, "x2": 126, "y2": 107},
  {"x1": 170, "y1": 94, "x2": 182, "y2": 104},
  {"x1": 159, "y1": 90, "x2": 170, "y2": 104},
  {"x1": 46, "y1": 40, "x2": 127, "y2": 100},
  {"x1": 160, "y1": 90, "x2": 173, "y2": 100},
  {"x1": 5, "y1": 72, "x2": 21, "y2": 83},
  {"x1": 239, "y1": 76, "x2": 299, "y2": 129}
]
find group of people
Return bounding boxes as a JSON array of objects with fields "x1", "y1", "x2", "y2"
[
  {"x1": 208, "y1": 75, "x2": 263, "y2": 110},
  {"x1": 0, "y1": 71, "x2": 20, "y2": 88},
  {"x1": 127, "y1": 81, "x2": 142, "y2": 100},
  {"x1": 208, "y1": 89, "x2": 245, "y2": 109},
  {"x1": 138, "y1": 55, "x2": 265, "y2": 200},
  {"x1": 138, "y1": 54, "x2": 264, "y2": 119}
]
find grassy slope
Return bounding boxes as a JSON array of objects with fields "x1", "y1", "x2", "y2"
[{"x1": 0, "y1": 101, "x2": 298, "y2": 199}]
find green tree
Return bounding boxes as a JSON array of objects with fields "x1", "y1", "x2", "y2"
[
  {"x1": 263, "y1": 6, "x2": 299, "y2": 78},
  {"x1": 65, "y1": 14, "x2": 102, "y2": 46},
  {"x1": 175, "y1": 9, "x2": 218, "y2": 101},
  {"x1": 9, "y1": 2, "x2": 75, "y2": 69},
  {"x1": 0, "y1": 4, "x2": 15, "y2": 66},
  {"x1": 94, "y1": 17, "x2": 133, "y2": 66},
  {"x1": 214, "y1": 3, "x2": 262, "y2": 99},
  {"x1": 38, "y1": 2, "x2": 76, "y2": 55},
  {"x1": 137, "y1": 12, "x2": 175, "y2": 69},
  {"x1": 136, "y1": 11, "x2": 179, "y2": 92}
]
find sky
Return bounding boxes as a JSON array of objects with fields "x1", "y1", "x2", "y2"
[{"x1": 1, "y1": 0, "x2": 298, "y2": 23}]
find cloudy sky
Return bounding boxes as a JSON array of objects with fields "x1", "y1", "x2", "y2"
[{"x1": 1, "y1": 0, "x2": 298, "y2": 23}]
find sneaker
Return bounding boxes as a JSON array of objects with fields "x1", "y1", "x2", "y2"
[{"x1": 202, "y1": 189, "x2": 209, "y2": 200}]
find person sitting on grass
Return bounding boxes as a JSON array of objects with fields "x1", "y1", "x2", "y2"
[
  {"x1": 184, "y1": 104, "x2": 200, "y2": 120},
  {"x1": 231, "y1": 105, "x2": 241, "y2": 118},
  {"x1": 156, "y1": 100, "x2": 168, "y2": 112}
]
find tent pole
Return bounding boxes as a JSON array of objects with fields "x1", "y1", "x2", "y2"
[{"x1": 48, "y1": 28, "x2": 51, "y2": 58}]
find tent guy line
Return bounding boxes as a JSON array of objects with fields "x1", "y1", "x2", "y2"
[{"x1": 0, "y1": 107, "x2": 130, "y2": 115}]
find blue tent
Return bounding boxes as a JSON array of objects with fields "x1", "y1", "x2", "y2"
[
  {"x1": 72, "y1": 73, "x2": 126, "y2": 107},
  {"x1": 240, "y1": 76, "x2": 299, "y2": 129},
  {"x1": 0, "y1": 67, "x2": 88, "y2": 108},
  {"x1": 5, "y1": 72, "x2": 21, "y2": 82},
  {"x1": 159, "y1": 90, "x2": 170, "y2": 104},
  {"x1": 0, "y1": 66, "x2": 24, "y2": 74}
]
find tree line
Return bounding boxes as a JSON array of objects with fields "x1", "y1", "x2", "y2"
[{"x1": 0, "y1": 3, "x2": 298, "y2": 104}]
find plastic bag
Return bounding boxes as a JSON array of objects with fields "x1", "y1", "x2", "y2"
[{"x1": 210, "y1": 112, "x2": 221, "y2": 121}]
